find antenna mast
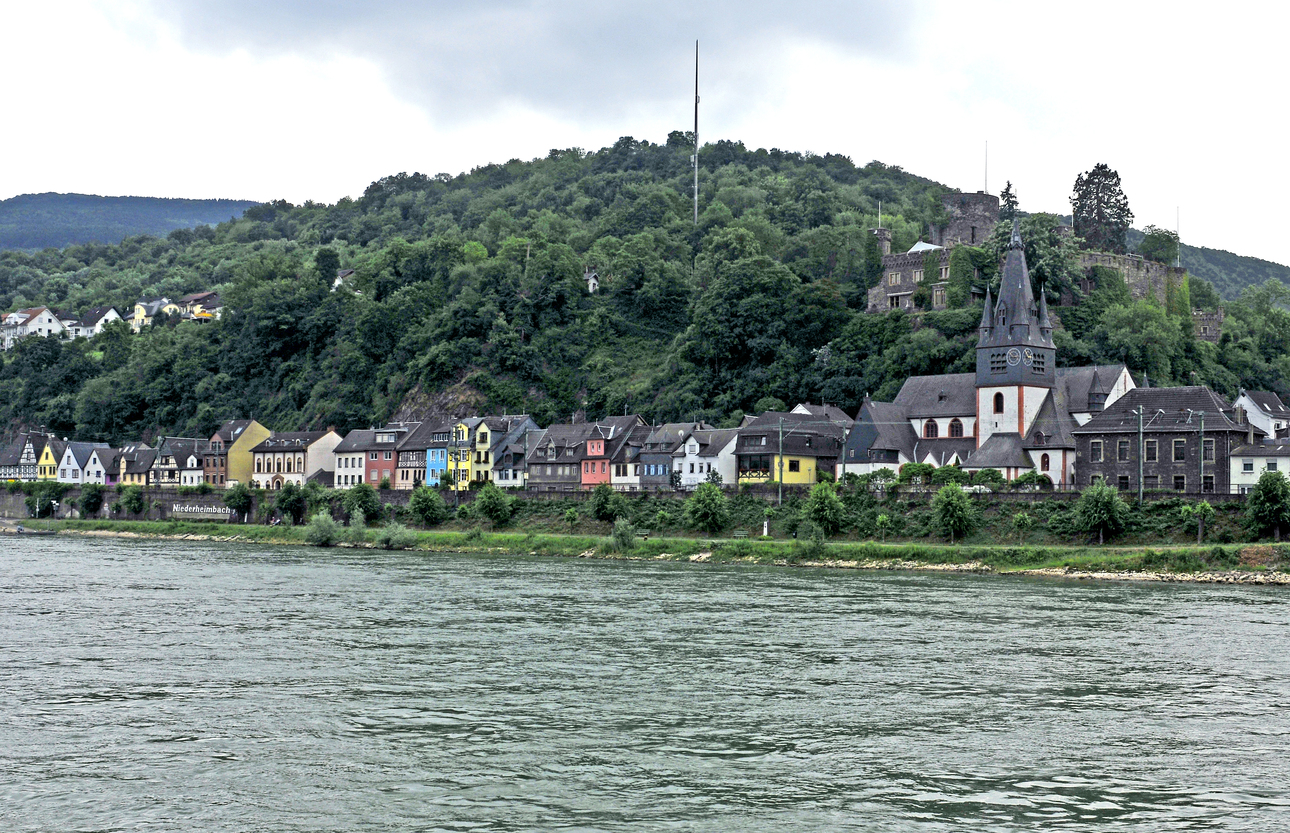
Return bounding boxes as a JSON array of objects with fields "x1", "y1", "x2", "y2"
[
  {"x1": 693, "y1": 40, "x2": 699, "y2": 225},
  {"x1": 1176, "y1": 206, "x2": 1181, "y2": 268}
]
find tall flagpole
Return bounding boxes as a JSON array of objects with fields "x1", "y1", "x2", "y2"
[{"x1": 693, "y1": 40, "x2": 700, "y2": 225}]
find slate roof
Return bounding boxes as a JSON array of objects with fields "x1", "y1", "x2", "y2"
[
  {"x1": 920, "y1": 438, "x2": 979, "y2": 467},
  {"x1": 736, "y1": 412, "x2": 846, "y2": 458},
  {"x1": 307, "y1": 469, "x2": 334, "y2": 488},
  {"x1": 1232, "y1": 439, "x2": 1290, "y2": 457},
  {"x1": 333, "y1": 429, "x2": 378, "y2": 453},
  {"x1": 792, "y1": 403, "x2": 855, "y2": 425},
  {"x1": 0, "y1": 433, "x2": 26, "y2": 467},
  {"x1": 1057, "y1": 364, "x2": 1127, "y2": 413},
  {"x1": 845, "y1": 400, "x2": 918, "y2": 463},
  {"x1": 963, "y1": 433, "x2": 1033, "y2": 469},
  {"x1": 643, "y1": 422, "x2": 711, "y2": 453},
  {"x1": 250, "y1": 431, "x2": 330, "y2": 452},
  {"x1": 214, "y1": 419, "x2": 257, "y2": 443},
  {"x1": 691, "y1": 428, "x2": 740, "y2": 458},
  {"x1": 64, "y1": 441, "x2": 106, "y2": 469},
  {"x1": 76, "y1": 306, "x2": 118, "y2": 329},
  {"x1": 1072, "y1": 387, "x2": 1249, "y2": 435},
  {"x1": 123, "y1": 447, "x2": 157, "y2": 474},
  {"x1": 893, "y1": 373, "x2": 976, "y2": 418},
  {"x1": 1245, "y1": 390, "x2": 1290, "y2": 416},
  {"x1": 398, "y1": 418, "x2": 453, "y2": 450}
]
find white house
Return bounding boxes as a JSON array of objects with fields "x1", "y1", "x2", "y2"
[
  {"x1": 1234, "y1": 390, "x2": 1290, "y2": 440},
  {"x1": 2, "y1": 307, "x2": 67, "y2": 350},
  {"x1": 83, "y1": 447, "x2": 119, "y2": 485},
  {"x1": 672, "y1": 428, "x2": 740, "y2": 490},
  {"x1": 70, "y1": 306, "x2": 123, "y2": 339},
  {"x1": 56, "y1": 441, "x2": 110, "y2": 484}
]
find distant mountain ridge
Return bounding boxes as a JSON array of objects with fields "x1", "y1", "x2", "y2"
[{"x1": 0, "y1": 192, "x2": 261, "y2": 251}]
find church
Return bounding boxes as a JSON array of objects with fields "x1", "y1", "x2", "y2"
[{"x1": 841, "y1": 221, "x2": 1135, "y2": 486}]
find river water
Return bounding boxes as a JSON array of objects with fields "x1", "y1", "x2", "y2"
[{"x1": 3, "y1": 538, "x2": 1290, "y2": 831}]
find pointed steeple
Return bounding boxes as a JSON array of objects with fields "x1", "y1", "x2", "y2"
[
  {"x1": 977, "y1": 286, "x2": 994, "y2": 345},
  {"x1": 982, "y1": 218, "x2": 1053, "y2": 350},
  {"x1": 1037, "y1": 284, "x2": 1053, "y2": 338}
]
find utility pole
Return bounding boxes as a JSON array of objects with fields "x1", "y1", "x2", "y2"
[
  {"x1": 693, "y1": 40, "x2": 699, "y2": 226},
  {"x1": 1199, "y1": 411, "x2": 1205, "y2": 496},
  {"x1": 1136, "y1": 405, "x2": 1144, "y2": 505}
]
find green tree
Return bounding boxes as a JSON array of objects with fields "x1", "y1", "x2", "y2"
[
  {"x1": 683, "y1": 482, "x2": 729, "y2": 534},
  {"x1": 589, "y1": 483, "x2": 626, "y2": 522},
  {"x1": 803, "y1": 481, "x2": 844, "y2": 535},
  {"x1": 564, "y1": 508, "x2": 580, "y2": 533},
  {"x1": 121, "y1": 485, "x2": 145, "y2": 516},
  {"x1": 408, "y1": 486, "x2": 448, "y2": 527},
  {"x1": 931, "y1": 483, "x2": 976, "y2": 543},
  {"x1": 1071, "y1": 163, "x2": 1133, "y2": 254},
  {"x1": 1180, "y1": 501, "x2": 1215, "y2": 545},
  {"x1": 343, "y1": 483, "x2": 383, "y2": 524},
  {"x1": 1075, "y1": 481, "x2": 1130, "y2": 544},
  {"x1": 875, "y1": 513, "x2": 892, "y2": 542},
  {"x1": 1139, "y1": 224, "x2": 1180, "y2": 265},
  {"x1": 223, "y1": 482, "x2": 253, "y2": 523},
  {"x1": 1247, "y1": 471, "x2": 1290, "y2": 541},
  {"x1": 899, "y1": 463, "x2": 934, "y2": 485},
  {"x1": 274, "y1": 481, "x2": 307, "y2": 525},
  {"x1": 999, "y1": 181, "x2": 1018, "y2": 223},
  {"x1": 474, "y1": 482, "x2": 513, "y2": 526},
  {"x1": 78, "y1": 482, "x2": 104, "y2": 517}
]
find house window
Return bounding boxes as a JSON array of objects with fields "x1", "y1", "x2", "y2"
[
  {"x1": 1203, "y1": 439, "x2": 1215, "y2": 463},
  {"x1": 1203, "y1": 474, "x2": 1214, "y2": 493},
  {"x1": 1174, "y1": 475, "x2": 1186, "y2": 492},
  {"x1": 994, "y1": 393, "x2": 1004, "y2": 414},
  {"x1": 888, "y1": 272, "x2": 900, "y2": 286},
  {"x1": 1270, "y1": 460, "x2": 1279, "y2": 473},
  {"x1": 689, "y1": 463, "x2": 694, "y2": 473},
  {"x1": 1243, "y1": 459, "x2": 1254, "y2": 473},
  {"x1": 933, "y1": 287, "x2": 946, "y2": 307},
  {"x1": 1118, "y1": 440, "x2": 1130, "y2": 462},
  {"x1": 924, "y1": 421, "x2": 939, "y2": 439},
  {"x1": 1040, "y1": 453, "x2": 1050, "y2": 472},
  {"x1": 789, "y1": 460, "x2": 800, "y2": 473},
  {"x1": 949, "y1": 419, "x2": 964, "y2": 438},
  {"x1": 384, "y1": 451, "x2": 393, "y2": 460},
  {"x1": 1173, "y1": 439, "x2": 1186, "y2": 462},
  {"x1": 940, "y1": 266, "x2": 949, "y2": 280},
  {"x1": 370, "y1": 452, "x2": 378, "y2": 461},
  {"x1": 913, "y1": 269, "x2": 924, "y2": 283},
  {"x1": 1090, "y1": 441, "x2": 1103, "y2": 462},
  {"x1": 1118, "y1": 475, "x2": 1130, "y2": 491},
  {"x1": 1145, "y1": 440, "x2": 1157, "y2": 462}
]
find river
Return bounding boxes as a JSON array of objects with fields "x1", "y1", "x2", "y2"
[{"x1": 2, "y1": 537, "x2": 1289, "y2": 830}]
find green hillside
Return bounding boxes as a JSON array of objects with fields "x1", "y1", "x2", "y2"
[
  {"x1": 0, "y1": 193, "x2": 260, "y2": 251},
  {"x1": 1, "y1": 136, "x2": 1288, "y2": 445}
]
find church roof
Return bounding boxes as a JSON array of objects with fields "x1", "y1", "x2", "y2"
[
  {"x1": 893, "y1": 373, "x2": 977, "y2": 418},
  {"x1": 963, "y1": 433, "x2": 1032, "y2": 469},
  {"x1": 978, "y1": 218, "x2": 1053, "y2": 351}
]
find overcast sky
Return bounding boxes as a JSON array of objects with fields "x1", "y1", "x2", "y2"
[{"x1": 3, "y1": 2, "x2": 1282, "y2": 263}]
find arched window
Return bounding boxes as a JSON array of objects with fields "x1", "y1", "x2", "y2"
[
  {"x1": 923, "y1": 421, "x2": 939, "y2": 439},
  {"x1": 276, "y1": 459, "x2": 283, "y2": 473},
  {"x1": 1041, "y1": 453, "x2": 1050, "y2": 472},
  {"x1": 949, "y1": 418, "x2": 964, "y2": 438},
  {"x1": 256, "y1": 459, "x2": 263, "y2": 473},
  {"x1": 285, "y1": 459, "x2": 293, "y2": 473},
  {"x1": 993, "y1": 393, "x2": 1005, "y2": 414},
  {"x1": 296, "y1": 456, "x2": 304, "y2": 471}
]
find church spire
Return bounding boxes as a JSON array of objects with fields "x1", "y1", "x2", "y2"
[{"x1": 977, "y1": 285, "x2": 994, "y2": 344}]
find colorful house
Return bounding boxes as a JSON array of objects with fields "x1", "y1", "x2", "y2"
[
  {"x1": 129, "y1": 297, "x2": 181, "y2": 332},
  {"x1": 205, "y1": 419, "x2": 270, "y2": 487},
  {"x1": 249, "y1": 430, "x2": 342, "y2": 489},
  {"x1": 37, "y1": 439, "x2": 66, "y2": 480},
  {"x1": 673, "y1": 427, "x2": 739, "y2": 490},
  {"x1": 55, "y1": 441, "x2": 110, "y2": 484},
  {"x1": 735, "y1": 412, "x2": 845, "y2": 487}
]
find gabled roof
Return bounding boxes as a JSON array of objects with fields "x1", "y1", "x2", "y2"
[
  {"x1": 333, "y1": 429, "x2": 379, "y2": 453},
  {"x1": 398, "y1": 418, "x2": 455, "y2": 450},
  {"x1": 63, "y1": 441, "x2": 107, "y2": 469},
  {"x1": 692, "y1": 428, "x2": 740, "y2": 458},
  {"x1": 1023, "y1": 384, "x2": 1079, "y2": 450},
  {"x1": 791, "y1": 403, "x2": 854, "y2": 425},
  {"x1": 214, "y1": 418, "x2": 257, "y2": 443},
  {"x1": 921, "y1": 438, "x2": 978, "y2": 468},
  {"x1": 76, "y1": 306, "x2": 118, "y2": 328},
  {"x1": 1058, "y1": 364, "x2": 1128, "y2": 412},
  {"x1": 123, "y1": 448, "x2": 157, "y2": 474},
  {"x1": 1243, "y1": 390, "x2": 1290, "y2": 416},
  {"x1": 845, "y1": 400, "x2": 918, "y2": 463},
  {"x1": 643, "y1": 422, "x2": 710, "y2": 453},
  {"x1": 1072, "y1": 386, "x2": 1249, "y2": 435},
  {"x1": 963, "y1": 433, "x2": 1032, "y2": 469},
  {"x1": 1232, "y1": 439, "x2": 1290, "y2": 457},
  {"x1": 0, "y1": 433, "x2": 28, "y2": 467}
]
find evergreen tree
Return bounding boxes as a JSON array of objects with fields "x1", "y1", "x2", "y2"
[
  {"x1": 999, "y1": 181, "x2": 1019, "y2": 223},
  {"x1": 1071, "y1": 163, "x2": 1134, "y2": 254}
]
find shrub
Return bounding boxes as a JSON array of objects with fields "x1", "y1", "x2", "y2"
[
  {"x1": 375, "y1": 522, "x2": 417, "y2": 550},
  {"x1": 931, "y1": 483, "x2": 976, "y2": 544},
  {"x1": 930, "y1": 466, "x2": 969, "y2": 486},
  {"x1": 343, "y1": 483, "x2": 383, "y2": 524},
  {"x1": 1012, "y1": 510, "x2": 1035, "y2": 542},
  {"x1": 346, "y1": 515, "x2": 368, "y2": 545},
  {"x1": 875, "y1": 513, "x2": 892, "y2": 542},
  {"x1": 683, "y1": 482, "x2": 729, "y2": 534},
  {"x1": 608, "y1": 519, "x2": 637, "y2": 552},
  {"x1": 655, "y1": 509, "x2": 673, "y2": 533},
  {"x1": 474, "y1": 482, "x2": 514, "y2": 526},
  {"x1": 304, "y1": 511, "x2": 341, "y2": 547},
  {"x1": 899, "y1": 463, "x2": 934, "y2": 485},
  {"x1": 274, "y1": 481, "x2": 307, "y2": 525},
  {"x1": 408, "y1": 486, "x2": 449, "y2": 527},
  {"x1": 564, "y1": 507, "x2": 579, "y2": 533},
  {"x1": 970, "y1": 468, "x2": 1006, "y2": 488},
  {"x1": 378, "y1": 476, "x2": 391, "y2": 490}
]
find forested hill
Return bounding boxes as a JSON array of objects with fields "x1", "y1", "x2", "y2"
[
  {"x1": 3, "y1": 134, "x2": 1290, "y2": 446},
  {"x1": 0, "y1": 193, "x2": 260, "y2": 251},
  {"x1": 1123, "y1": 228, "x2": 1290, "y2": 300}
]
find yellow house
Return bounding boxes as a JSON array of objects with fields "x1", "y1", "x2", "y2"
[
  {"x1": 208, "y1": 419, "x2": 271, "y2": 487},
  {"x1": 445, "y1": 419, "x2": 481, "y2": 491},
  {"x1": 130, "y1": 297, "x2": 181, "y2": 332},
  {"x1": 733, "y1": 414, "x2": 846, "y2": 487},
  {"x1": 37, "y1": 440, "x2": 63, "y2": 480}
]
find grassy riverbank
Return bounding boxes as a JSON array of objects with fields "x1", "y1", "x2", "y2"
[{"x1": 20, "y1": 519, "x2": 1290, "y2": 583}]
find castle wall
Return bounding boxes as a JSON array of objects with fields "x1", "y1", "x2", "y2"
[
  {"x1": 935, "y1": 192, "x2": 1000, "y2": 247},
  {"x1": 1193, "y1": 308, "x2": 1224, "y2": 343},
  {"x1": 1078, "y1": 252, "x2": 1184, "y2": 307}
]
